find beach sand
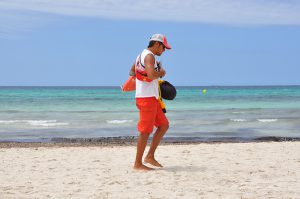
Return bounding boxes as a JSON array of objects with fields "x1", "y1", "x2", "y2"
[{"x1": 0, "y1": 142, "x2": 299, "y2": 198}]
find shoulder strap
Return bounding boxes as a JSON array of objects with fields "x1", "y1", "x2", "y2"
[{"x1": 138, "y1": 54, "x2": 145, "y2": 68}]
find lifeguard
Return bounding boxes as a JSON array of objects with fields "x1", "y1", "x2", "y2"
[{"x1": 129, "y1": 34, "x2": 172, "y2": 171}]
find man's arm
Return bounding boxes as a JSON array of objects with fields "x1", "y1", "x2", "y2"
[
  {"x1": 129, "y1": 63, "x2": 135, "y2": 76},
  {"x1": 144, "y1": 54, "x2": 166, "y2": 80}
]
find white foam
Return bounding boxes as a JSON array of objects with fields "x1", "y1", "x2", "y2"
[
  {"x1": 232, "y1": 112, "x2": 245, "y2": 114},
  {"x1": 230, "y1": 119, "x2": 247, "y2": 122},
  {"x1": 106, "y1": 120, "x2": 133, "y2": 124},
  {"x1": 0, "y1": 120, "x2": 19, "y2": 124},
  {"x1": 0, "y1": 120, "x2": 69, "y2": 127},
  {"x1": 27, "y1": 120, "x2": 69, "y2": 127},
  {"x1": 257, "y1": 119, "x2": 278, "y2": 123}
]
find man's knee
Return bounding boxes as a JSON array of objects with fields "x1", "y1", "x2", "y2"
[
  {"x1": 160, "y1": 123, "x2": 169, "y2": 131},
  {"x1": 139, "y1": 132, "x2": 150, "y2": 139}
]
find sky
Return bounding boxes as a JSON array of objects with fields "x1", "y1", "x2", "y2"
[{"x1": 0, "y1": 0, "x2": 300, "y2": 86}]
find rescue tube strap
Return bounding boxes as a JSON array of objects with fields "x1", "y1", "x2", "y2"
[{"x1": 135, "y1": 54, "x2": 152, "y2": 82}]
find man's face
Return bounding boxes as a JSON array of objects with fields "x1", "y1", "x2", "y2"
[{"x1": 156, "y1": 42, "x2": 165, "y2": 56}]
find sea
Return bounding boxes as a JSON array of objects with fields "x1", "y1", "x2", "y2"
[{"x1": 0, "y1": 86, "x2": 300, "y2": 142}]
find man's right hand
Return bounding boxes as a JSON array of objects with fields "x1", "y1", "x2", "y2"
[{"x1": 159, "y1": 68, "x2": 166, "y2": 78}]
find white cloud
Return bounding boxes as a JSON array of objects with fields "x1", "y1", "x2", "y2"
[
  {"x1": 1, "y1": 0, "x2": 300, "y2": 37},
  {"x1": 0, "y1": 9, "x2": 50, "y2": 39}
]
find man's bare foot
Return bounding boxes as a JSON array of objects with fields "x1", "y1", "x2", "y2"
[
  {"x1": 144, "y1": 157, "x2": 163, "y2": 167},
  {"x1": 133, "y1": 164, "x2": 154, "y2": 171}
]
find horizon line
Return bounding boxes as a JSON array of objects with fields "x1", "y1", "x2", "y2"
[{"x1": 1, "y1": 85, "x2": 300, "y2": 88}]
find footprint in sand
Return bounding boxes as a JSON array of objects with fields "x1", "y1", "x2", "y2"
[{"x1": 182, "y1": 150, "x2": 190, "y2": 153}]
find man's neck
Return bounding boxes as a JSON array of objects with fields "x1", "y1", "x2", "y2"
[{"x1": 147, "y1": 47, "x2": 156, "y2": 55}]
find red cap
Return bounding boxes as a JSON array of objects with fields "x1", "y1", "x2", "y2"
[{"x1": 150, "y1": 34, "x2": 171, "y2": 49}]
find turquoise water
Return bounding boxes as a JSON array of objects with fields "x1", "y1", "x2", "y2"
[{"x1": 0, "y1": 86, "x2": 300, "y2": 141}]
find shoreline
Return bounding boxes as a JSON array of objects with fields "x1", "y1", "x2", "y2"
[{"x1": 0, "y1": 136, "x2": 300, "y2": 148}]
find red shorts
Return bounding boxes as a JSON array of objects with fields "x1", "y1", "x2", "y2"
[{"x1": 136, "y1": 97, "x2": 169, "y2": 134}]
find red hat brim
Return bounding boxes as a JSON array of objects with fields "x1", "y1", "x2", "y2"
[{"x1": 163, "y1": 37, "x2": 171, "y2": 50}]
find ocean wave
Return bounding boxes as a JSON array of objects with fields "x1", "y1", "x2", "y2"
[
  {"x1": 0, "y1": 120, "x2": 19, "y2": 124},
  {"x1": 27, "y1": 120, "x2": 69, "y2": 127},
  {"x1": 257, "y1": 119, "x2": 278, "y2": 123},
  {"x1": 0, "y1": 120, "x2": 69, "y2": 127},
  {"x1": 230, "y1": 119, "x2": 247, "y2": 122},
  {"x1": 106, "y1": 120, "x2": 133, "y2": 124}
]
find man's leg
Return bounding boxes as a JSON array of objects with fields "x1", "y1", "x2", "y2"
[
  {"x1": 144, "y1": 124, "x2": 169, "y2": 167},
  {"x1": 134, "y1": 132, "x2": 154, "y2": 171}
]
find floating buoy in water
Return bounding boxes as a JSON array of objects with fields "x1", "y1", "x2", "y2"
[{"x1": 202, "y1": 89, "x2": 207, "y2": 94}]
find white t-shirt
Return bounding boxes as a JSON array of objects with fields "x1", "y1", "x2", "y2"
[{"x1": 135, "y1": 49, "x2": 159, "y2": 99}]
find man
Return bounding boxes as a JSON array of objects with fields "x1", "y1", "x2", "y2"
[{"x1": 129, "y1": 34, "x2": 171, "y2": 171}]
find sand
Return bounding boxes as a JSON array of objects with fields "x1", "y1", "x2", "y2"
[{"x1": 0, "y1": 142, "x2": 299, "y2": 198}]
